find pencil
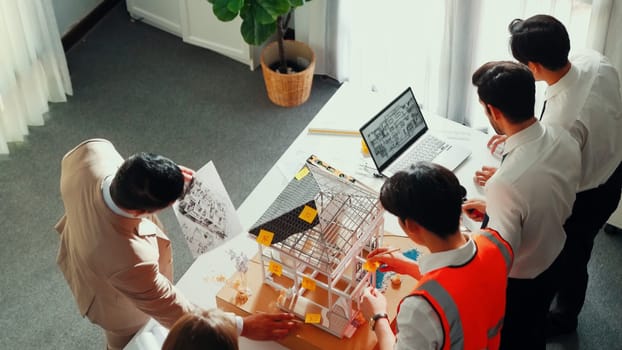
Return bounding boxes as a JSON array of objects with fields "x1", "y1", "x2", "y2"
[
  {"x1": 371, "y1": 247, "x2": 401, "y2": 258},
  {"x1": 307, "y1": 128, "x2": 360, "y2": 136}
]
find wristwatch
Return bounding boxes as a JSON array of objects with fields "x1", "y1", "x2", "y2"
[{"x1": 370, "y1": 313, "x2": 389, "y2": 331}]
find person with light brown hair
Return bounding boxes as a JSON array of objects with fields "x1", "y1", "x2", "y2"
[{"x1": 162, "y1": 309, "x2": 239, "y2": 350}]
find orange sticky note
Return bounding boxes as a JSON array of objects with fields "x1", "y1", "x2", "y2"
[
  {"x1": 256, "y1": 229, "x2": 274, "y2": 246},
  {"x1": 302, "y1": 276, "x2": 316, "y2": 291},
  {"x1": 299, "y1": 205, "x2": 317, "y2": 223},
  {"x1": 269, "y1": 261, "x2": 282, "y2": 276},
  {"x1": 362, "y1": 260, "x2": 380, "y2": 272},
  {"x1": 295, "y1": 167, "x2": 310, "y2": 180},
  {"x1": 305, "y1": 313, "x2": 321, "y2": 324}
]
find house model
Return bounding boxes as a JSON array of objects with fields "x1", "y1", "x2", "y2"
[{"x1": 248, "y1": 155, "x2": 385, "y2": 338}]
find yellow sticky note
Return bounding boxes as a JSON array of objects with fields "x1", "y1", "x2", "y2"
[
  {"x1": 295, "y1": 167, "x2": 310, "y2": 180},
  {"x1": 362, "y1": 260, "x2": 380, "y2": 272},
  {"x1": 256, "y1": 229, "x2": 274, "y2": 246},
  {"x1": 302, "y1": 276, "x2": 316, "y2": 291},
  {"x1": 269, "y1": 261, "x2": 282, "y2": 276},
  {"x1": 305, "y1": 313, "x2": 322, "y2": 324},
  {"x1": 299, "y1": 205, "x2": 318, "y2": 223}
]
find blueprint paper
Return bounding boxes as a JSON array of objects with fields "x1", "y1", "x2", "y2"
[{"x1": 173, "y1": 161, "x2": 242, "y2": 258}]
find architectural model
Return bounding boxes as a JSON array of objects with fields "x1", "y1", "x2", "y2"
[{"x1": 248, "y1": 155, "x2": 385, "y2": 338}]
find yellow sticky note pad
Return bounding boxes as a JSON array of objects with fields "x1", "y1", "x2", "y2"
[
  {"x1": 302, "y1": 276, "x2": 316, "y2": 291},
  {"x1": 295, "y1": 167, "x2": 310, "y2": 180},
  {"x1": 305, "y1": 313, "x2": 321, "y2": 324},
  {"x1": 361, "y1": 139, "x2": 369, "y2": 155},
  {"x1": 268, "y1": 261, "x2": 282, "y2": 276},
  {"x1": 299, "y1": 205, "x2": 318, "y2": 223},
  {"x1": 256, "y1": 229, "x2": 274, "y2": 246},
  {"x1": 363, "y1": 260, "x2": 380, "y2": 272}
]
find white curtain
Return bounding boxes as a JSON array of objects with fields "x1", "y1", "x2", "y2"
[
  {"x1": 298, "y1": 0, "x2": 614, "y2": 131},
  {"x1": 295, "y1": 0, "x2": 351, "y2": 82},
  {"x1": 0, "y1": 0, "x2": 72, "y2": 155}
]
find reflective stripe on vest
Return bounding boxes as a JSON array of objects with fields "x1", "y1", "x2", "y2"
[
  {"x1": 417, "y1": 279, "x2": 464, "y2": 349},
  {"x1": 394, "y1": 228, "x2": 512, "y2": 349},
  {"x1": 481, "y1": 229, "x2": 513, "y2": 272}
]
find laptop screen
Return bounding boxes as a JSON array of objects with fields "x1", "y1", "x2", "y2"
[{"x1": 359, "y1": 87, "x2": 427, "y2": 171}]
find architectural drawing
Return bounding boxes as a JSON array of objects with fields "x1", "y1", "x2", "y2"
[
  {"x1": 368, "y1": 95, "x2": 424, "y2": 160},
  {"x1": 173, "y1": 161, "x2": 242, "y2": 258},
  {"x1": 248, "y1": 155, "x2": 384, "y2": 338}
]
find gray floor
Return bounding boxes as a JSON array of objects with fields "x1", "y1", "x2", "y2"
[{"x1": 0, "y1": 3, "x2": 620, "y2": 350}]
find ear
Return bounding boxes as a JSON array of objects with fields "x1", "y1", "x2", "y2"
[
  {"x1": 527, "y1": 61, "x2": 543, "y2": 77},
  {"x1": 487, "y1": 104, "x2": 504, "y2": 122},
  {"x1": 402, "y1": 218, "x2": 423, "y2": 237}
]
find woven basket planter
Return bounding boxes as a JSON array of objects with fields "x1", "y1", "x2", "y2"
[{"x1": 260, "y1": 40, "x2": 316, "y2": 107}]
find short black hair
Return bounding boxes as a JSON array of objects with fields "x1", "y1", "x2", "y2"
[
  {"x1": 508, "y1": 14, "x2": 570, "y2": 71},
  {"x1": 110, "y1": 152, "x2": 184, "y2": 212},
  {"x1": 379, "y1": 161, "x2": 466, "y2": 239},
  {"x1": 472, "y1": 61, "x2": 535, "y2": 124}
]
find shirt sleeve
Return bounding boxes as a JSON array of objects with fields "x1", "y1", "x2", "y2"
[
  {"x1": 485, "y1": 178, "x2": 524, "y2": 254},
  {"x1": 109, "y1": 262, "x2": 196, "y2": 329},
  {"x1": 395, "y1": 295, "x2": 443, "y2": 350}
]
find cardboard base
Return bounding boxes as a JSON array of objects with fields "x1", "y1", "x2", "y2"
[{"x1": 216, "y1": 235, "x2": 417, "y2": 350}]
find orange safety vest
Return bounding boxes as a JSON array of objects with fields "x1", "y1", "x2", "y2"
[{"x1": 393, "y1": 228, "x2": 513, "y2": 350}]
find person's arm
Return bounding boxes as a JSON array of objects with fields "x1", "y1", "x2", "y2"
[
  {"x1": 462, "y1": 199, "x2": 486, "y2": 222},
  {"x1": 240, "y1": 313, "x2": 299, "y2": 340},
  {"x1": 367, "y1": 248, "x2": 421, "y2": 279},
  {"x1": 394, "y1": 296, "x2": 443, "y2": 350},
  {"x1": 360, "y1": 287, "x2": 395, "y2": 350},
  {"x1": 484, "y1": 179, "x2": 523, "y2": 253},
  {"x1": 361, "y1": 287, "x2": 443, "y2": 350},
  {"x1": 109, "y1": 262, "x2": 196, "y2": 329}
]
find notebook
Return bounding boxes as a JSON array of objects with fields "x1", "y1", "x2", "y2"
[{"x1": 359, "y1": 87, "x2": 471, "y2": 177}]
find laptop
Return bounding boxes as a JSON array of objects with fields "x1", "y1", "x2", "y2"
[{"x1": 359, "y1": 87, "x2": 471, "y2": 177}]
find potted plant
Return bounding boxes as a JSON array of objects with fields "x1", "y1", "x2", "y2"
[{"x1": 207, "y1": 0, "x2": 315, "y2": 107}]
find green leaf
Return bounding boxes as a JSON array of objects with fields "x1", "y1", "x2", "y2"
[
  {"x1": 240, "y1": 4, "x2": 277, "y2": 45},
  {"x1": 288, "y1": 0, "x2": 304, "y2": 7},
  {"x1": 210, "y1": 0, "x2": 239, "y2": 21},
  {"x1": 257, "y1": 0, "x2": 291, "y2": 18},
  {"x1": 227, "y1": 0, "x2": 244, "y2": 12}
]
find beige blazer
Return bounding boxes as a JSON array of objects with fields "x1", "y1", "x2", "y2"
[{"x1": 55, "y1": 139, "x2": 193, "y2": 333}]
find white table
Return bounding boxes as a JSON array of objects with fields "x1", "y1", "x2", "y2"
[{"x1": 125, "y1": 82, "x2": 499, "y2": 350}]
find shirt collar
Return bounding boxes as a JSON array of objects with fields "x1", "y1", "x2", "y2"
[
  {"x1": 545, "y1": 63, "x2": 579, "y2": 101},
  {"x1": 418, "y1": 234, "x2": 476, "y2": 274},
  {"x1": 502, "y1": 122, "x2": 544, "y2": 158},
  {"x1": 101, "y1": 175, "x2": 135, "y2": 218}
]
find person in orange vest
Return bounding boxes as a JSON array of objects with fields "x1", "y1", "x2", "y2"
[{"x1": 360, "y1": 161, "x2": 513, "y2": 349}]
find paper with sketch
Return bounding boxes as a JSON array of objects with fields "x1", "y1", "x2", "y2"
[{"x1": 173, "y1": 161, "x2": 242, "y2": 258}]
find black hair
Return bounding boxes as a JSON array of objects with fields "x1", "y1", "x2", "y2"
[
  {"x1": 472, "y1": 61, "x2": 535, "y2": 124},
  {"x1": 110, "y1": 152, "x2": 184, "y2": 212},
  {"x1": 508, "y1": 14, "x2": 570, "y2": 71},
  {"x1": 379, "y1": 161, "x2": 466, "y2": 239}
]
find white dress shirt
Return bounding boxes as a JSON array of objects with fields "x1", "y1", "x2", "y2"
[
  {"x1": 395, "y1": 235, "x2": 476, "y2": 350},
  {"x1": 543, "y1": 49, "x2": 622, "y2": 191},
  {"x1": 486, "y1": 122, "x2": 581, "y2": 278}
]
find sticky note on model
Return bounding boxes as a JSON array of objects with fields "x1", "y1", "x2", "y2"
[
  {"x1": 256, "y1": 229, "x2": 274, "y2": 246},
  {"x1": 305, "y1": 313, "x2": 321, "y2": 324}
]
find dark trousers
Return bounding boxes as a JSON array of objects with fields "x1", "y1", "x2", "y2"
[
  {"x1": 552, "y1": 162, "x2": 622, "y2": 321},
  {"x1": 500, "y1": 249, "x2": 566, "y2": 350}
]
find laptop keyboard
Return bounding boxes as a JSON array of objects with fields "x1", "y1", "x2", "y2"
[{"x1": 393, "y1": 135, "x2": 448, "y2": 170}]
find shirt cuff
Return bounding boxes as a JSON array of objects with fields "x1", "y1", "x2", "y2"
[{"x1": 236, "y1": 315, "x2": 244, "y2": 336}]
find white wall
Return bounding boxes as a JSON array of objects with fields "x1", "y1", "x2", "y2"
[
  {"x1": 604, "y1": 0, "x2": 622, "y2": 82},
  {"x1": 52, "y1": 0, "x2": 104, "y2": 36}
]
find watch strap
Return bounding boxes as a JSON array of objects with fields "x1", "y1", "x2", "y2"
[{"x1": 371, "y1": 313, "x2": 389, "y2": 331}]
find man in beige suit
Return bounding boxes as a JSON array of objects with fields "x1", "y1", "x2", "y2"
[{"x1": 55, "y1": 139, "x2": 297, "y2": 350}]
